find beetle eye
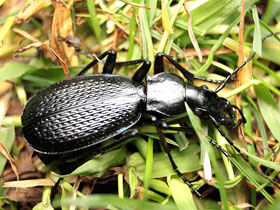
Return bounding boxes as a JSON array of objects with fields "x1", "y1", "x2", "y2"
[{"x1": 201, "y1": 85, "x2": 209, "y2": 89}]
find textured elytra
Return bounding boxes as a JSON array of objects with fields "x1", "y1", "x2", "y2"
[{"x1": 22, "y1": 75, "x2": 146, "y2": 154}]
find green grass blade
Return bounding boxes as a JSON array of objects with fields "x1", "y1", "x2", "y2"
[
  {"x1": 86, "y1": 0, "x2": 103, "y2": 48},
  {"x1": 64, "y1": 147, "x2": 126, "y2": 177},
  {"x1": 139, "y1": 0, "x2": 154, "y2": 67},
  {"x1": 252, "y1": 5, "x2": 262, "y2": 56},
  {"x1": 262, "y1": 38, "x2": 280, "y2": 65},
  {"x1": 33, "y1": 186, "x2": 54, "y2": 210},
  {"x1": 0, "y1": 126, "x2": 15, "y2": 176},
  {"x1": 244, "y1": 92, "x2": 268, "y2": 154},
  {"x1": 0, "y1": 62, "x2": 33, "y2": 81},
  {"x1": 262, "y1": 0, "x2": 277, "y2": 24},
  {"x1": 56, "y1": 194, "x2": 178, "y2": 210},
  {"x1": 158, "y1": 0, "x2": 184, "y2": 52},
  {"x1": 126, "y1": 0, "x2": 139, "y2": 64},
  {"x1": 131, "y1": 144, "x2": 201, "y2": 179},
  {"x1": 254, "y1": 84, "x2": 280, "y2": 141},
  {"x1": 128, "y1": 167, "x2": 138, "y2": 198},
  {"x1": 254, "y1": 60, "x2": 280, "y2": 83},
  {"x1": 148, "y1": 0, "x2": 157, "y2": 27},
  {"x1": 150, "y1": 179, "x2": 172, "y2": 196},
  {"x1": 0, "y1": 16, "x2": 15, "y2": 42},
  {"x1": 143, "y1": 137, "x2": 154, "y2": 200},
  {"x1": 195, "y1": 21, "x2": 236, "y2": 76},
  {"x1": 118, "y1": 173, "x2": 124, "y2": 198},
  {"x1": 186, "y1": 0, "x2": 257, "y2": 35},
  {"x1": 239, "y1": 148, "x2": 280, "y2": 170},
  {"x1": 265, "y1": 197, "x2": 280, "y2": 210},
  {"x1": 168, "y1": 176, "x2": 197, "y2": 210},
  {"x1": 229, "y1": 153, "x2": 275, "y2": 204}
]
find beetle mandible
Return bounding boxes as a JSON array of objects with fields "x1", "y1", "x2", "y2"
[{"x1": 21, "y1": 32, "x2": 280, "y2": 197}]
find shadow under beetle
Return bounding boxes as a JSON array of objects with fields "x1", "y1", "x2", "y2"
[{"x1": 21, "y1": 32, "x2": 280, "y2": 197}]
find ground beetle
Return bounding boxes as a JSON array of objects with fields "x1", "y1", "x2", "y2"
[{"x1": 21, "y1": 32, "x2": 280, "y2": 197}]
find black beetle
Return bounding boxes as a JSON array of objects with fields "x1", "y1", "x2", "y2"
[{"x1": 21, "y1": 32, "x2": 280, "y2": 197}]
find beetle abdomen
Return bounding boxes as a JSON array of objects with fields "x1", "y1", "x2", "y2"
[{"x1": 22, "y1": 75, "x2": 146, "y2": 154}]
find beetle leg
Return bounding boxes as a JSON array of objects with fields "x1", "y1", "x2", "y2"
[
  {"x1": 57, "y1": 128, "x2": 140, "y2": 174},
  {"x1": 207, "y1": 137, "x2": 229, "y2": 157},
  {"x1": 143, "y1": 115, "x2": 201, "y2": 196},
  {"x1": 132, "y1": 60, "x2": 151, "y2": 82},
  {"x1": 155, "y1": 122, "x2": 202, "y2": 197},
  {"x1": 117, "y1": 128, "x2": 140, "y2": 140},
  {"x1": 154, "y1": 53, "x2": 195, "y2": 81},
  {"x1": 141, "y1": 115, "x2": 193, "y2": 132},
  {"x1": 209, "y1": 115, "x2": 241, "y2": 153},
  {"x1": 116, "y1": 59, "x2": 151, "y2": 82},
  {"x1": 102, "y1": 50, "x2": 117, "y2": 74},
  {"x1": 157, "y1": 118, "x2": 194, "y2": 134},
  {"x1": 157, "y1": 118, "x2": 229, "y2": 157},
  {"x1": 209, "y1": 115, "x2": 280, "y2": 189},
  {"x1": 76, "y1": 50, "x2": 117, "y2": 76}
]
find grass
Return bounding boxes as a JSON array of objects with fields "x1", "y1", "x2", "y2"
[{"x1": 0, "y1": 0, "x2": 280, "y2": 209}]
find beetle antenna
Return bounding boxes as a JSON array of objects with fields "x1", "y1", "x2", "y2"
[
  {"x1": 215, "y1": 32, "x2": 280, "y2": 93},
  {"x1": 209, "y1": 115, "x2": 280, "y2": 189}
]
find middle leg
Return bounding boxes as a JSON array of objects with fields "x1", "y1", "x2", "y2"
[{"x1": 116, "y1": 59, "x2": 151, "y2": 82}]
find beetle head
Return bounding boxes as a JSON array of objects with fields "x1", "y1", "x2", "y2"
[{"x1": 185, "y1": 85, "x2": 246, "y2": 127}]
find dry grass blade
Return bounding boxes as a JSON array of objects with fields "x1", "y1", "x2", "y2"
[
  {"x1": 161, "y1": 0, "x2": 173, "y2": 35},
  {"x1": 0, "y1": 82, "x2": 13, "y2": 96},
  {"x1": 13, "y1": 27, "x2": 41, "y2": 43},
  {"x1": 59, "y1": 1, "x2": 78, "y2": 66},
  {"x1": 236, "y1": 0, "x2": 246, "y2": 139},
  {"x1": 0, "y1": 97, "x2": 9, "y2": 126},
  {"x1": 170, "y1": 48, "x2": 233, "y2": 58},
  {"x1": 124, "y1": 0, "x2": 151, "y2": 9},
  {"x1": 15, "y1": 0, "x2": 51, "y2": 24},
  {"x1": 50, "y1": 0, "x2": 69, "y2": 78},
  {"x1": 184, "y1": 1, "x2": 202, "y2": 62},
  {"x1": 3, "y1": 179, "x2": 55, "y2": 188},
  {"x1": 0, "y1": 142, "x2": 19, "y2": 181},
  {"x1": 69, "y1": 177, "x2": 81, "y2": 210}
]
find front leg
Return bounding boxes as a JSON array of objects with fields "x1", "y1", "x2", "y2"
[
  {"x1": 143, "y1": 114, "x2": 201, "y2": 197},
  {"x1": 209, "y1": 115, "x2": 280, "y2": 189}
]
